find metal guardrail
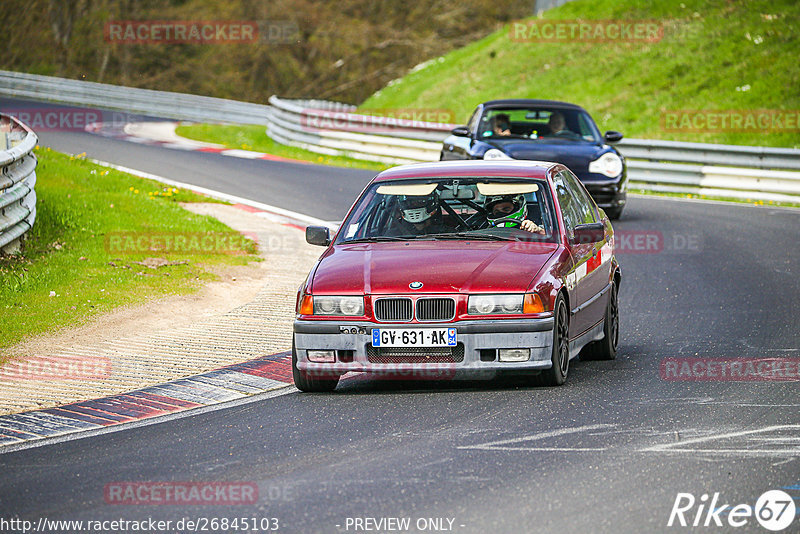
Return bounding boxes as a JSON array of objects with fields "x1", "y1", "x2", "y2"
[
  {"x1": 0, "y1": 114, "x2": 38, "y2": 254},
  {"x1": 267, "y1": 96, "x2": 800, "y2": 203},
  {"x1": 0, "y1": 70, "x2": 272, "y2": 125},
  {"x1": 0, "y1": 71, "x2": 797, "y2": 203}
]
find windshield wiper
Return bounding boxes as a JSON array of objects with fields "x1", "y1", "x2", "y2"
[
  {"x1": 424, "y1": 232, "x2": 516, "y2": 241},
  {"x1": 342, "y1": 236, "x2": 418, "y2": 243}
]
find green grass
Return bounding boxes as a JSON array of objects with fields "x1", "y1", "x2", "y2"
[
  {"x1": 0, "y1": 148, "x2": 259, "y2": 355},
  {"x1": 360, "y1": 0, "x2": 800, "y2": 148},
  {"x1": 175, "y1": 123, "x2": 390, "y2": 172}
]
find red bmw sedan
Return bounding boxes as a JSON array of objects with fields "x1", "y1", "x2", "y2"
[{"x1": 293, "y1": 160, "x2": 621, "y2": 392}]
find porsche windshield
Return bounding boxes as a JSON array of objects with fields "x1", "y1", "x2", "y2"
[
  {"x1": 479, "y1": 107, "x2": 601, "y2": 142},
  {"x1": 335, "y1": 177, "x2": 558, "y2": 244}
]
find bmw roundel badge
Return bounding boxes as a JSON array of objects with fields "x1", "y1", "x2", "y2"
[{"x1": 409, "y1": 281, "x2": 423, "y2": 290}]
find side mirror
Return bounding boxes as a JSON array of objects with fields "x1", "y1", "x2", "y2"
[
  {"x1": 604, "y1": 130, "x2": 623, "y2": 144},
  {"x1": 306, "y1": 226, "x2": 331, "y2": 246},
  {"x1": 571, "y1": 222, "x2": 604, "y2": 244},
  {"x1": 450, "y1": 126, "x2": 470, "y2": 137}
]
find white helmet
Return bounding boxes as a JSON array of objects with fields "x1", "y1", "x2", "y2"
[{"x1": 399, "y1": 192, "x2": 439, "y2": 224}]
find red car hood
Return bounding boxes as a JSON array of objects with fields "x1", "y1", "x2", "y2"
[{"x1": 310, "y1": 241, "x2": 558, "y2": 294}]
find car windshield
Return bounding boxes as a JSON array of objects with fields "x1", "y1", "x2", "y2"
[
  {"x1": 479, "y1": 107, "x2": 600, "y2": 142},
  {"x1": 335, "y1": 177, "x2": 558, "y2": 244}
]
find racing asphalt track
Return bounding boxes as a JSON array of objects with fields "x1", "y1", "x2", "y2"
[{"x1": 1, "y1": 97, "x2": 800, "y2": 533}]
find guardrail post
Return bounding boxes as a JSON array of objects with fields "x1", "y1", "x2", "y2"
[{"x1": 0, "y1": 114, "x2": 38, "y2": 256}]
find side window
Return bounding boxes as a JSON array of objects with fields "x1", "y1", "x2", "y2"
[
  {"x1": 577, "y1": 113, "x2": 594, "y2": 140},
  {"x1": 553, "y1": 172, "x2": 581, "y2": 232},
  {"x1": 560, "y1": 170, "x2": 598, "y2": 224},
  {"x1": 467, "y1": 109, "x2": 480, "y2": 135}
]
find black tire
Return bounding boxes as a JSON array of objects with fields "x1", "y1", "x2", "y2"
[
  {"x1": 580, "y1": 282, "x2": 619, "y2": 361},
  {"x1": 605, "y1": 206, "x2": 623, "y2": 220},
  {"x1": 536, "y1": 294, "x2": 570, "y2": 386},
  {"x1": 291, "y1": 340, "x2": 339, "y2": 392}
]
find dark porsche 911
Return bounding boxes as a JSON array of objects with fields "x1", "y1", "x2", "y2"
[{"x1": 441, "y1": 99, "x2": 627, "y2": 219}]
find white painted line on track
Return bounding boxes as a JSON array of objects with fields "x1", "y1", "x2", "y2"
[
  {"x1": 629, "y1": 193, "x2": 800, "y2": 212},
  {"x1": 84, "y1": 157, "x2": 339, "y2": 230},
  {"x1": 640, "y1": 424, "x2": 800, "y2": 457},
  {"x1": 457, "y1": 423, "x2": 614, "y2": 452}
]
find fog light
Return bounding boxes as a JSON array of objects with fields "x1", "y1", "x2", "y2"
[
  {"x1": 307, "y1": 350, "x2": 335, "y2": 363},
  {"x1": 498, "y1": 349, "x2": 530, "y2": 362}
]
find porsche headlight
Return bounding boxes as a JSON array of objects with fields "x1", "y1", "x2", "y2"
[
  {"x1": 312, "y1": 296, "x2": 364, "y2": 316},
  {"x1": 483, "y1": 148, "x2": 513, "y2": 160},
  {"x1": 468, "y1": 294, "x2": 523, "y2": 315},
  {"x1": 588, "y1": 152, "x2": 623, "y2": 178}
]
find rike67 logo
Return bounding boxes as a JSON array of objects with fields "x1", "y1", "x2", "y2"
[{"x1": 668, "y1": 490, "x2": 797, "y2": 531}]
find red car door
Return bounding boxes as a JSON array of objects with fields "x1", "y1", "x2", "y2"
[
  {"x1": 553, "y1": 171, "x2": 595, "y2": 337},
  {"x1": 560, "y1": 169, "x2": 611, "y2": 336}
]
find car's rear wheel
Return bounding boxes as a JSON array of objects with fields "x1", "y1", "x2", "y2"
[
  {"x1": 292, "y1": 340, "x2": 339, "y2": 392},
  {"x1": 536, "y1": 294, "x2": 569, "y2": 386},
  {"x1": 580, "y1": 282, "x2": 619, "y2": 361}
]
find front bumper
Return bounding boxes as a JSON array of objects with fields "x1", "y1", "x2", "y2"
[
  {"x1": 294, "y1": 317, "x2": 555, "y2": 379},
  {"x1": 579, "y1": 175, "x2": 627, "y2": 209}
]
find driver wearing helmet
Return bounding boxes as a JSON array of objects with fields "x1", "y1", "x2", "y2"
[
  {"x1": 391, "y1": 191, "x2": 451, "y2": 235},
  {"x1": 484, "y1": 194, "x2": 545, "y2": 234}
]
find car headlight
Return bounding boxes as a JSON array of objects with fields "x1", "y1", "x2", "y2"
[
  {"x1": 311, "y1": 296, "x2": 364, "y2": 316},
  {"x1": 483, "y1": 148, "x2": 513, "y2": 160},
  {"x1": 468, "y1": 294, "x2": 523, "y2": 315},
  {"x1": 588, "y1": 152, "x2": 623, "y2": 178}
]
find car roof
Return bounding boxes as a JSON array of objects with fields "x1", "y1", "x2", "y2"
[
  {"x1": 373, "y1": 160, "x2": 559, "y2": 182},
  {"x1": 481, "y1": 99, "x2": 586, "y2": 112}
]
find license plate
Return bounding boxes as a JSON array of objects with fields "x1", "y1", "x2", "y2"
[{"x1": 372, "y1": 328, "x2": 457, "y2": 348}]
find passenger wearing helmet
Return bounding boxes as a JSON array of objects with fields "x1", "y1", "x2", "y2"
[
  {"x1": 484, "y1": 194, "x2": 545, "y2": 234},
  {"x1": 390, "y1": 191, "x2": 452, "y2": 235}
]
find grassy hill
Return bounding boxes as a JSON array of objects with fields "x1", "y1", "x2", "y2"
[
  {"x1": 360, "y1": 0, "x2": 800, "y2": 148},
  {"x1": 1, "y1": 0, "x2": 534, "y2": 105}
]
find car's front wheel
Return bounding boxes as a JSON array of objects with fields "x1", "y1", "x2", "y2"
[
  {"x1": 536, "y1": 294, "x2": 570, "y2": 386},
  {"x1": 580, "y1": 281, "x2": 619, "y2": 361},
  {"x1": 292, "y1": 340, "x2": 339, "y2": 392}
]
